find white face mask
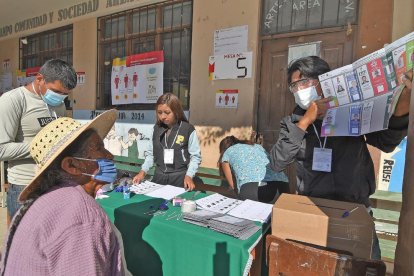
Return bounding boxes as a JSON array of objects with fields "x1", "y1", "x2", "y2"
[{"x1": 293, "y1": 86, "x2": 321, "y2": 110}]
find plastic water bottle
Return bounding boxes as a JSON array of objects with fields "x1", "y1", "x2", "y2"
[{"x1": 123, "y1": 185, "x2": 130, "y2": 199}]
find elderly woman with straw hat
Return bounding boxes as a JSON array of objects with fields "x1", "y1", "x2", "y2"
[{"x1": 0, "y1": 110, "x2": 126, "y2": 275}]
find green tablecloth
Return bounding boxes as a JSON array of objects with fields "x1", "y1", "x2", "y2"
[{"x1": 97, "y1": 191, "x2": 267, "y2": 276}]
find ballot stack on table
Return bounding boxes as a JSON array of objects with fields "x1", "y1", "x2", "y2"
[{"x1": 271, "y1": 193, "x2": 374, "y2": 259}]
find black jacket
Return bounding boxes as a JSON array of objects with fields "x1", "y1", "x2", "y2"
[{"x1": 270, "y1": 106, "x2": 408, "y2": 206}]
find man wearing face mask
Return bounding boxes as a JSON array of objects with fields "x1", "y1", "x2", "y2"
[
  {"x1": 0, "y1": 59, "x2": 77, "y2": 223},
  {"x1": 270, "y1": 56, "x2": 411, "y2": 260}
]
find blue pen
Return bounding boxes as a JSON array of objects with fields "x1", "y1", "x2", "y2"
[{"x1": 342, "y1": 206, "x2": 359, "y2": 218}]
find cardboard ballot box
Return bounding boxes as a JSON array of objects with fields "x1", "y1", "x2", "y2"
[{"x1": 272, "y1": 194, "x2": 374, "y2": 259}]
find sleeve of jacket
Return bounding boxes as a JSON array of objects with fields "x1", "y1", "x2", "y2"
[
  {"x1": 365, "y1": 114, "x2": 408, "y2": 153},
  {"x1": 0, "y1": 91, "x2": 31, "y2": 161},
  {"x1": 270, "y1": 115, "x2": 306, "y2": 172},
  {"x1": 186, "y1": 130, "x2": 202, "y2": 178}
]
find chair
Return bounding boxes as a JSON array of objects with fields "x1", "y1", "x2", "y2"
[{"x1": 266, "y1": 235, "x2": 386, "y2": 276}]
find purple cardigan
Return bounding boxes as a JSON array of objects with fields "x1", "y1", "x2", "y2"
[{"x1": 2, "y1": 182, "x2": 124, "y2": 275}]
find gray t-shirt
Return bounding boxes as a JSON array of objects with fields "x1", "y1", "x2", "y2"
[{"x1": 0, "y1": 86, "x2": 65, "y2": 185}]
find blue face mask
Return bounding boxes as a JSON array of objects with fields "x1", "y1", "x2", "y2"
[
  {"x1": 43, "y1": 89, "x2": 68, "y2": 106},
  {"x1": 32, "y1": 82, "x2": 68, "y2": 107},
  {"x1": 74, "y1": 157, "x2": 118, "y2": 183}
]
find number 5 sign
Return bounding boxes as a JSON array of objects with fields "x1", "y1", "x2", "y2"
[{"x1": 209, "y1": 52, "x2": 252, "y2": 80}]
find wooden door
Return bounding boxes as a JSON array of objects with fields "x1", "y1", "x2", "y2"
[
  {"x1": 257, "y1": 28, "x2": 355, "y2": 183},
  {"x1": 258, "y1": 29, "x2": 355, "y2": 150}
]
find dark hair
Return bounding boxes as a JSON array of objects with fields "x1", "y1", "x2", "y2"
[
  {"x1": 155, "y1": 93, "x2": 188, "y2": 126},
  {"x1": 287, "y1": 56, "x2": 330, "y2": 84},
  {"x1": 39, "y1": 59, "x2": 77, "y2": 90},
  {"x1": 128, "y1": 128, "x2": 139, "y2": 136},
  {"x1": 0, "y1": 129, "x2": 96, "y2": 275},
  {"x1": 218, "y1": 136, "x2": 252, "y2": 162}
]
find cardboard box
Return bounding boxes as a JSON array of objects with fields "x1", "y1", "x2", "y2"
[{"x1": 272, "y1": 194, "x2": 374, "y2": 259}]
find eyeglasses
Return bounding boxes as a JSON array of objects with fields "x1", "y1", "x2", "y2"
[{"x1": 288, "y1": 78, "x2": 317, "y2": 93}]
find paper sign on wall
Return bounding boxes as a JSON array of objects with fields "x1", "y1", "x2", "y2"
[
  {"x1": 76, "y1": 72, "x2": 86, "y2": 85},
  {"x1": 111, "y1": 51, "x2": 164, "y2": 105},
  {"x1": 288, "y1": 41, "x2": 321, "y2": 65},
  {"x1": 216, "y1": 89, "x2": 238, "y2": 108},
  {"x1": 16, "y1": 66, "x2": 40, "y2": 87},
  {"x1": 209, "y1": 52, "x2": 252, "y2": 80},
  {"x1": 213, "y1": 25, "x2": 248, "y2": 56}
]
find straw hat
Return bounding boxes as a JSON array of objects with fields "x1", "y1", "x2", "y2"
[{"x1": 19, "y1": 109, "x2": 117, "y2": 201}]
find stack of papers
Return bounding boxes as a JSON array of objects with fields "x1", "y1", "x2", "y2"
[
  {"x1": 128, "y1": 181, "x2": 186, "y2": 200},
  {"x1": 195, "y1": 193, "x2": 243, "y2": 214},
  {"x1": 209, "y1": 215, "x2": 261, "y2": 240},
  {"x1": 182, "y1": 209, "x2": 222, "y2": 227},
  {"x1": 145, "y1": 185, "x2": 186, "y2": 200},
  {"x1": 130, "y1": 181, "x2": 164, "y2": 194},
  {"x1": 195, "y1": 194, "x2": 273, "y2": 223},
  {"x1": 182, "y1": 210, "x2": 260, "y2": 240}
]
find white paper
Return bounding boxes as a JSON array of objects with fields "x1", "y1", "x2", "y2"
[
  {"x1": 145, "y1": 185, "x2": 186, "y2": 200},
  {"x1": 129, "y1": 181, "x2": 164, "y2": 194},
  {"x1": 227, "y1": 199, "x2": 273, "y2": 223},
  {"x1": 209, "y1": 52, "x2": 252, "y2": 80},
  {"x1": 288, "y1": 41, "x2": 321, "y2": 65},
  {"x1": 214, "y1": 25, "x2": 248, "y2": 56},
  {"x1": 196, "y1": 193, "x2": 243, "y2": 214}
]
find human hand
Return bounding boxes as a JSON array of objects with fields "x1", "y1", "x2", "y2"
[
  {"x1": 393, "y1": 69, "x2": 413, "y2": 117},
  {"x1": 184, "y1": 175, "x2": 195, "y2": 191},
  {"x1": 297, "y1": 97, "x2": 332, "y2": 130},
  {"x1": 132, "y1": 171, "x2": 146, "y2": 184},
  {"x1": 403, "y1": 69, "x2": 413, "y2": 91}
]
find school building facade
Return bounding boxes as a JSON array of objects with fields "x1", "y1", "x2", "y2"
[{"x1": 0, "y1": 0, "x2": 413, "y2": 175}]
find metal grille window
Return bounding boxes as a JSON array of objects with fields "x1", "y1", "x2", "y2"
[
  {"x1": 19, "y1": 25, "x2": 73, "y2": 69},
  {"x1": 262, "y1": 0, "x2": 358, "y2": 35},
  {"x1": 97, "y1": 0, "x2": 193, "y2": 109}
]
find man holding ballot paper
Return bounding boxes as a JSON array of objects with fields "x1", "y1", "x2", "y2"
[{"x1": 270, "y1": 55, "x2": 412, "y2": 260}]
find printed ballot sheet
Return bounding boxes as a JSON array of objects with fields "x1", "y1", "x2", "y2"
[
  {"x1": 145, "y1": 185, "x2": 186, "y2": 200},
  {"x1": 196, "y1": 193, "x2": 243, "y2": 214},
  {"x1": 130, "y1": 181, "x2": 164, "y2": 194},
  {"x1": 318, "y1": 31, "x2": 414, "y2": 137},
  {"x1": 227, "y1": 199, "x2": 273, "y2": 223},
  {"x1": 321, "y1": 92, "x2": 393, "y2": 137}
]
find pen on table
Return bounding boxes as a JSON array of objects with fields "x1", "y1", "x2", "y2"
[
  {"x1": 190, "y1": 191, "x2": 201, "y2": 200},
  {"x1": 342, "y1": 206, "x2": 359, "y2": 218}
]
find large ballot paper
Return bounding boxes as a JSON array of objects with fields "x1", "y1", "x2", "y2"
[{"x1": 318, "y1": 31, "x2": 413, "y2": 137}]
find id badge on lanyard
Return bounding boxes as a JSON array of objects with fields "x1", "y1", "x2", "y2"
[
  {"x1": 163, "y1": 122, "x2": 182, "y2": 165},
  {"x1": 311, "y1": 124, "x2": 332, "y2": 172},
  {"x1": 164, "y1": 149, "x2": 174, "y2": 164}
]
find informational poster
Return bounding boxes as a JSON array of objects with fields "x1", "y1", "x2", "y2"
[
  {"x1": 288, "y1": 41, "x2": 321, "y2": 65},
  {"x1": 378, "y1": 137, "x2": 407, "y2": 192},
  {"x1": 73, "y1": 109, "x2": 189, "y2": 159},
  {"x1": 16, "y1": 66, "x2": 40, "y2": 87},
  {"x1": 318, "y1": 31, "x2": 414, "y2": 137},
  {"x1": 2, "y1": 59, "x2": 10, "y2": 71},
  {"x1": 111, "y1": 51, "x2": 164, "y2": 105},
  {"x1": 215, "y1": 89, "x2": 238, "y2": 108},
  {"x1": 209, "y1": 52, "x2": 252, "y2": 80},
  {"x1": 0, "y1": 72, "x2": 12, "y2": 91},
  {"x1": 213, "y1": 25, "x2": 248, "y2": 56},
  {"x1": 76, "y1": 72, "x2": 86, "y2": 85}
]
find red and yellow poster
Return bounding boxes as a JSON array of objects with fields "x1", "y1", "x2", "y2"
[{"x1": 111, "y1": 51, "x2": 164, "y2": 105}]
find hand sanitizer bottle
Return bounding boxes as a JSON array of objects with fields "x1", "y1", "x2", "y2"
[{"x1": 123, "y1": 185, "x2": 130, "y2": 199}]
